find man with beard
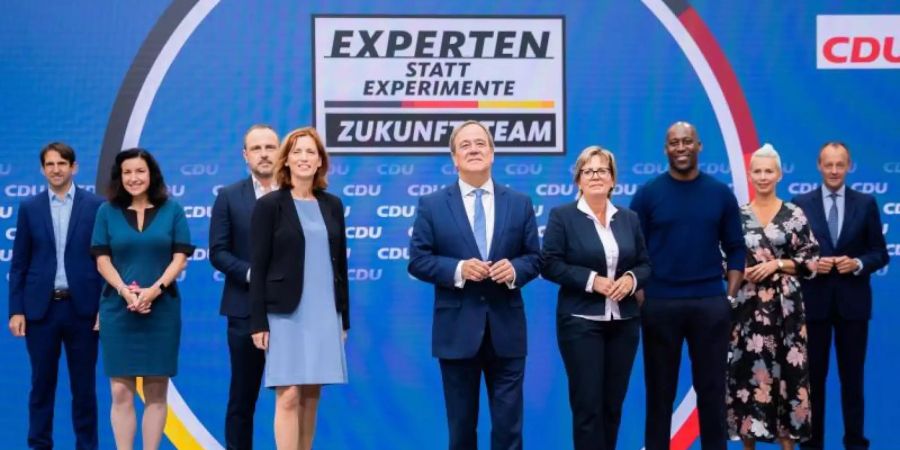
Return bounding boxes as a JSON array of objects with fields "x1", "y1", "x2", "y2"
[
  {"x1": 210, "y1": 124, "x2": 279, "y2": 449},
  {"x1": 630, "y1": 122, "x2": 745, "y2": 450},
  {"x1": 8, "y1": 142, "x2": 104, "y2": 449}
]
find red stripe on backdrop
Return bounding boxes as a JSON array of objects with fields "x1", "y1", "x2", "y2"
[
  {"x1": 402, "y1": 100, "x2": 479, "y2": 108},
  {"x1": 679, "y1": 6, "x2": 759, "y2": 199},
  {"x1": 670, "y1": 409, "x2": 701, "y2": 450}
]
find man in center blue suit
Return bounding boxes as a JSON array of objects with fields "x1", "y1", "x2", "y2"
[
  {"x1": 210, "y1": 124, "x2": 279, "y2": 450},
  {"x1": 793, "y1": 142, "x2": 889, "y2": 450},
  {"x1": 8, "y1": 142, "x2": 104, "y2": 450},
  {"x1": 408, "y1": 120, "x2": 542, "y2": 450}
]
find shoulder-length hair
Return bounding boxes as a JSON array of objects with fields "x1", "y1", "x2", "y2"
[
  {"x1": 275, "y1": 127, "x2": 329, "y2": 191},
  {"x1": 107, "y1": 148, "x2": 169, "y2": 208}
]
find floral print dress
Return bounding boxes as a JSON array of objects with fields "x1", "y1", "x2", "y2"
[{"x1": 726, "y1": 201, "x2": 819, "y2": 442}]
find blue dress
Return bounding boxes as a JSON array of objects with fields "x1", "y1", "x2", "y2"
[
  {"x1": 264, "y1": 198, "x2": 348, "y2": 387},
  {"x1": 90, "y1": 200, "x2": 194, "y2": 377}
]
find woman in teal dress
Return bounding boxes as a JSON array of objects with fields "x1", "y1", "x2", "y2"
[{"x1": 91, "y1": 148, "x2": 193, "y2": 450}]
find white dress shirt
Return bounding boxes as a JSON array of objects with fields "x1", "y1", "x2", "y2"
[
  {"x1": 575, "y1": 197, "x2": 635, "y2": 321},
  {"x1": 453, "y1": 178, "x2": 515, "y2": 289}
]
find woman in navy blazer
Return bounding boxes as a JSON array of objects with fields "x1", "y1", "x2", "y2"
[
  {"x1": 249, "y1": 127, "x2": 349, "y2": 450},
  {"x1": 541, "y1": 146, "x2": 651, "y2": 450}
]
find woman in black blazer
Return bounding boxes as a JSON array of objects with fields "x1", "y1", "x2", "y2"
[
  {"x1": 541, "y1": 146, "x2": 651, "y2": 450},
  {"x1": 249, "y1": 127, "x2": 349, "y2": 450}
]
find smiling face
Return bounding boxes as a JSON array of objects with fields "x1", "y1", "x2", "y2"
[
  {"x1": 818, "y1": 143, "x2": 850, "y2": 191},
  {"x1": 41, "y1": 150, "x2": 77, "y2": 192},
  {"x1": 749, "y1": 155, "x2": 782, "y2": 197},
  {"x1": 664, "y1": 122, "x2": 702, "y2": 177},
  {"x1": 577, "y1": 154, "x2": 615, "y2": 200},
  {"x1": 451, "y1": 123, "x2": 494, "y2": 182},
  {"x1": 120, "y1": 156, "x2": 150, "y2": 199},
  {"x1": 287, "y1": 135, "x2": 322, "y2": 182}
]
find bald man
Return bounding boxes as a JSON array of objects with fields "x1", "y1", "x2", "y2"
[{"x1": 630, "y1": 122, "x2": 745, "y2": 450}]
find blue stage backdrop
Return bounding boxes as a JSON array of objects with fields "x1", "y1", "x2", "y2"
[{"x1": 1, "y1": 1, "x2": 898, "y2": 449}]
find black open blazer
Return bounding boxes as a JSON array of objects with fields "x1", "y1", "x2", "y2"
[{"x1": 249, "y1": 188, "x2": 349, "y2": 333}]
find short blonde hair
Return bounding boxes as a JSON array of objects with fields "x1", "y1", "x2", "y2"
[
  {"x1": 750, "y1": 143, "x2": 782, "y2": 173},
  {"x1": 573, "y1": 145, "x2": 617, "y2": 199}
]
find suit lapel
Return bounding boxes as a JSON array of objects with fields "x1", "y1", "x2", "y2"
[
  {"x1": 39, "y1": 191, "x2": 56, "y2": 247},
  {"x1": 837, "y1": 189, "x2": 859, "y2": 250},
  {"x1": 446, "y1": 183, "x2": 481, "y2": 259},
  {"x1": 573, "y1": 206, "x2": 607, "y2": 276},
  {"x1": 241, "y1": 177, "x2": 256, "y2": 211},
  {"x1": 609, "y1": 210, "x2": 628, "y2": 277},
  {"x1": 278, "y1": 190, "x2": 303, "y2": 234},
  {"x1": 64, "y1": 188, "x2": 85, "y2": 250},
  {"x1": 488, "y1": 185, "x2": 509, "y2": 261},
  {"x1": 805, "y1": 189, "x2": 832, "y2": 253}
]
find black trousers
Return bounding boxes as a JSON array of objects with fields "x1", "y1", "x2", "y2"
[
  {"x1": 802, "y1": 318, "x2": 869, "y2": 450},
  {"x1": 25, "y1": 299, "x2": 98, "y2": 450},
  {"x1": 557, "y1": 315, "x2": 639, "y2": 450},
  {"x1": 225, "y1": 316, "x2": 266, "y2": 450},
  {"x1": 641, "y1": 296, "x2": 730, "y2": 450},
  {"x1": 439, "y1": 322, "x2": 525, "y2": 450}
]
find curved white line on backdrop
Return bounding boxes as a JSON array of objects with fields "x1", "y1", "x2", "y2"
[
  {"x1": 123, "y1": 0, "x2": 221, "y2": 149},
  {"x1": 642, "y1": 0, "x2": 750, "y2": 203},
  {"x1": 119, "y1": 0, "x2": 224, "y2": 448}
]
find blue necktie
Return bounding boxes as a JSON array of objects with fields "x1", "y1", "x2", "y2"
[
  {"x1": 827, "y1": 192, "x2": 839, "y2": 245},
  {"x1": 473, "y1": 188, "x2": 488, "y2": 260}
]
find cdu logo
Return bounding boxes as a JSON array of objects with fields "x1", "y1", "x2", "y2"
[
  {"x1": 612, "y1": 183, "x2": 638, "y2": 196},
  {"x1": 407, "y1": 184, "x2": 444, "y2": 196},
  {"x1": 342, "y1": 184, "x2": 381, "y2": 197},
  {"x1": 377, "y1": 164, "x2": 414, "y2": 175},
  {"x1": 377, "y1": 205, "x2": 416, "y2": 218},
  {"x1": 883, "y1": 203, "x2": 900, "y2": 215},
  {"x1": 183, "y1": 205, "x2": 212, "y2": 219},
  {"x1": 329, "y1": 163, "x2": 351, "y2": 176},
  {"x1": 187, "y1": 248, "x2": 208, "y2": 261},
  {"x1": 632, "y1": 162, "x2": 668, "y2": 175},
  {"x1": 6, "y1": 227, "x2": 15, "y2": 241},
  {"x1": 850, "y1": 182, "x2": 888, "y2": 194},
  {"x1": 788, "y1": 182, "x2": 820, "y2": 195},
  {"x1": 535, "y1": 183, "x2": 574, "y2": 197},
  {"x1": 441, "y1": 164, "x2": 457, "y2": 175},
  {"x1": 504, "y1": 163, "x2": 543, "y2": 176},
  {"x1": 4, "y1": 185, "x2": 46, "y2": 197},
  {"x1": 348, "y1": 268, "x2": 383, "y2": 281},
  {"x1": 346, "y1": 226, "x2": 383, "y2": 239},
  {"x1": 168, "y1": 184, "x2": 186, "y2": 197},
  {"x1": 532, "y1": 204, "x2": 544, "y2": 217},
  {"x1": 0, "y1": 164, "x2": 11, "y2": 176},
  {"x1": 0, "y1": 248, "x2": 11, "y2": 262},
  {"x1": 0, "y1": 206, "x2": 13, "y2": 219},
  {"x1": 377, "y1": 247, "x2": 410, "y2": 260},
  {"x1": 884, "y1": 162, "x2": 900, "y2": 174},
  {"x1": 180, "y1": 164, "x2": 219, "y2": 176}
]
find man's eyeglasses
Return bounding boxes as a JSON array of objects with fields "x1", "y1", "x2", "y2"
[{"x1": 580, "y1": 167, "x2": 612, "y2": 179}]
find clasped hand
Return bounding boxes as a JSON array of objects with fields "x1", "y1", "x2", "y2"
[
  {"x1": 744, "y1": 260, "x2": 778, "y2": 284},
  {"x1": 122, "y1": 284, "x2": 160, "y2": 314},
  {"x1": 815, "y1": 256, "x2": 859, "y2": 275},
  {"x1": 461, "y1": 258, "x2": 515, "y2": 285},
  {"x1": 593, "y1": 274, "x2": 634, "y2": 302}
]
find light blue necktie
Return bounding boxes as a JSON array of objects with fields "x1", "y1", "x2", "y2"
[
  {"x1": 473, "y1": 188, "x2": 488, "y2": 260},
  {"x1": 827, "y1": 192, "x2": 839, "y2": 245}
]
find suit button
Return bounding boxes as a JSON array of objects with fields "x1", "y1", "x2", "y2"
[{"x1": 480, "y1": 296, "x2": 486, "y2": 301}]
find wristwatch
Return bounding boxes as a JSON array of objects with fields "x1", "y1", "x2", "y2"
[
  {"x1": 776, "y1": 259, "x2": 785, "y2": 272},
  {"x1": 158, "y1": 281, "x2": 168, "y2": 291},
  {"x1": 727, "y1": 295, "x2": 736, "y2": 304}
]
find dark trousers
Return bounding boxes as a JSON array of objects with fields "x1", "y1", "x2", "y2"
[
  {"x1": 557, "y1": 315, "x2": 639, "y2": 450},
  {"x1": 439, "y1": 322, "x2": 525, "y2": 450},
  {"x1": 225, "y1": 316, "x2": 266, "y2": 450},
  {"x1": 24, "y1": 299, "x2": 98, "y2": 450},
  {"x1": 641, "y1": 296, "x2": 730, "y2": 450},
  {"x1": 802, "y1": 318, "x2": 869, "y2": 450}
]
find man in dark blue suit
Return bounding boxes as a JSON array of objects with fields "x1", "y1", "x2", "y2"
[
  {"x1": 8, "y1": 142, "x2": 103, "y2": 450},
  {"x1": 793, "y1": 142, "x2": 889, "y2": 450},
  {"x1": 408, "y1": 120, "x2": 541, "y2": 450},
  {"x1": 210, "y1": 124, "x2": 279, "y2": 450}
]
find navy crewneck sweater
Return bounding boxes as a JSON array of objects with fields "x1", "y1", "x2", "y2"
[{"x1": 630, "y1": 172, "x2": 745, "y2": 299}]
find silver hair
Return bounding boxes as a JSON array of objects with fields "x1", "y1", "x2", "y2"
[{"x1": 750, "y1": 143, "x2": 782, "y2": 172}]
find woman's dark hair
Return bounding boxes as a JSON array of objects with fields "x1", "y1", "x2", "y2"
[{"x1": 107, "y1": 148, "x2": 169, "y2": 208}]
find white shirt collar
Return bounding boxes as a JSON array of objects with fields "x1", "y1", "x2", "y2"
[
  {"x1": 48, "y1": 182, "x2": 75, "y2": 202},
  {"x1": 822, "y1": 183, "x2": 846, "y2": 198},
  {"x1": 577, "y1": 196, "x2": 618, "y2": 226},
  {"x1": 252, "y1": 175, "x2": 277, "y2": 193},
  {"x1": 458, "y1": 178, "x2": 494, "y2": 197}
]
